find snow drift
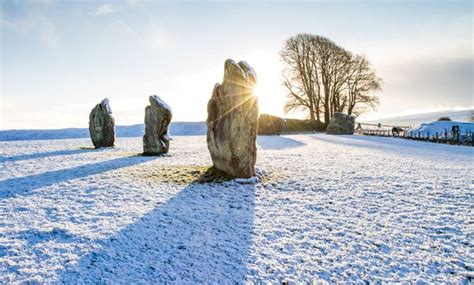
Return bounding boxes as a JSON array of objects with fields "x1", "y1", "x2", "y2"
[{"x1": 408, "y1": 120, "x2": 474, "y2": 139}]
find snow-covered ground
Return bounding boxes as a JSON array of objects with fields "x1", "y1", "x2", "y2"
[
  {"x1": 408, "y1": 121, "x2": 474, "y2": 139},
  {"x1": 0, "y1": 134, "x2": 472, "y2": 283}
]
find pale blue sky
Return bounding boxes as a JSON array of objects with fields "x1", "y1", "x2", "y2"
[{"x1": 1, "y1": 0, "x2": 472, "y2": 129}]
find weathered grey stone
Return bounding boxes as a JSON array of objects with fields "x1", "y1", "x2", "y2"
[
  {"x1": 143, "y1": 95, "x2": 172, "y2": 155},
  {"x1": 207, "y1": 59, "x2": 259, "y2": 178},
  {"x1": 326, "y1": 112, "x2": 356, "y2": 135},
  {"x1": 89, "y1": 98, "x2": 115, "y2": 148}
]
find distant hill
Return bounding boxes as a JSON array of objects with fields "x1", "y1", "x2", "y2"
[
  {"x1": 363, "y1": 109, "x2": 473, "y2": 127},
  {"x1": 0, "y1": 122, "x2": 207, "y2": 141}
]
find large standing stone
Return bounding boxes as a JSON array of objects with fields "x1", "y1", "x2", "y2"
[
  {"x1": 207, "y1": 59, "x2": 259, "y2": 178},
  {"x1": 89, "y1": 98, "x2": 115, "y2": 148},
  {"x1": 143, "y1": 95, "x2": 172, "y2": 155},
  {"x1": 326, "y1": 112, "x2": 356, "y2": 135}
]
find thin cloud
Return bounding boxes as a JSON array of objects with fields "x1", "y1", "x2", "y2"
[
  {"x1": 91, "y1": 4, "x2": 122, "y2": 16},
  {"x1": 1, "y1": 14, "x2": 60, "y2": 48},
  {"x1": 148, "y1": 24, "x2": 171, "y2": 48},
  {"x1": 38, "y1": 17, "x2": 60, "y2": 48},
  {"x1": 383, "y1": 55, "x2": 473, "y2": 104}
]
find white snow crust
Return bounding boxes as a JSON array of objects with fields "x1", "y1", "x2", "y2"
[
  {"x1": 100, "y1": 98, "x2": 112, "y2": 114},
  {"x1": 0, "y1": 134, "x2": 472, "y2": 283},
  {"x1": 150, "y1": 95, "x2": 173, "y2": 115}
]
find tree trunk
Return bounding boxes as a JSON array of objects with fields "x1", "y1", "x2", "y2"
[{"x1": 316, "y1": 98, "x2": 321, "y2": 122}]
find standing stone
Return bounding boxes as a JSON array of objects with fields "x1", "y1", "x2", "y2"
[
  {"x1": 207, "y1": 59, "x2": 259, "y2": 178},
  {"x1": 326, "y1": 112, "x2": 356, "y2": 135},
  {"x1": 89, "y1": 98, "x2": 115, "y2": 148},
  {"x1": 143, "y1": 95, "x2": 172, "y2": 155}
]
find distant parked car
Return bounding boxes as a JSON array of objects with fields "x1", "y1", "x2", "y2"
[{"x1": 392, "y1": 127, "x2": 404, "y2": 136}]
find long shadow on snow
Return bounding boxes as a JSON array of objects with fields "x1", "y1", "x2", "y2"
[
  {"x1": 0, "y1": 155, "x2": 158, "y2": 199},
  {"x1": 257, "y1": 135, "x2": 305, "y2": 150},
  {"x1": 58, "y1": 183, "x2": 255, "y2": 283},
  {"x1": 0, "y1": 148, "x2": 94, "y2": 163}
]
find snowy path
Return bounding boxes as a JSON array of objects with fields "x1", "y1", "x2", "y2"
[{"x1": 0, "y1": 134, "x2": 472, "y2": 283}]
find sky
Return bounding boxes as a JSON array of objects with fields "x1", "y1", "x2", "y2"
[{"x1": 1, "y1": 0, "x2": 472, "y2": 129}]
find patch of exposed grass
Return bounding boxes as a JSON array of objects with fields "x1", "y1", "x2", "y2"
[
  {"x1": 125, "y1": 165, "x2": 234, "y2": 184},
  {"x1": 122, "y1": 162, "x2": 278, "y2": 185},
  {"x1": 194, "y1": 166, "x2": 235, "y2": 183}
]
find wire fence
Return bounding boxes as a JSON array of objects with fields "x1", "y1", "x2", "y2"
[{"x1": 356, "y1": 123, "x2": 474, "y2": 146}]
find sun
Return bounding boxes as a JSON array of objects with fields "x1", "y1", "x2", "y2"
[
  {"x1": 245, "y1": 52, "x2": 286, "y2": 118},
  {"x1": 252, "y1": 81, "x2": 265, "y2": 99}
]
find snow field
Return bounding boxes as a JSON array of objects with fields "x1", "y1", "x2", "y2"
[{"x1": 0, "y1": 134, "x2": 472, "y2": 283}]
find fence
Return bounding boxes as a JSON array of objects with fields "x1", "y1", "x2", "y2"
[{"x1": 357, "y1": 123, "x2": 474, "y2": 146}]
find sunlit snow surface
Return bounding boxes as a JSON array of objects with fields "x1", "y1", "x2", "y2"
[{"x1": 0, "y1": 135, "x2": 472, "y2": 283}]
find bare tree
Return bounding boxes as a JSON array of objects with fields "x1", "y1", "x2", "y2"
[
  {"x1": 281, "y1": 34, "x2": 321, "y2": 122},
  {"x1": 345, "y1": 55, "x2": 382, "y2": 116},
  {"x1": 280, "y1": 34, "x2": 382, "y2": 124},
  {"x1": 314, "y1": 37, "x2": 352, "y2": 122}
]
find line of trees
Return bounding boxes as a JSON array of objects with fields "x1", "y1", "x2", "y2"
[{"x1": 281, "y1": 33, "x2": 382, "y2": 125}]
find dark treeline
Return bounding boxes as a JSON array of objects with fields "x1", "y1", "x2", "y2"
[{"x1": 281, "y1": 33, "x2": 382, "y2": 125}]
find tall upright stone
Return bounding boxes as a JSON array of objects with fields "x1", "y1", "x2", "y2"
[
  {"x1": 89, "y1": 98, "x2": 115, "y2": 148},
  {"x1": 143, "y1": 95, "x2": 172, "y2": 155},
  {"x1": 207, "y1": 59, "x2": 259, "y2": 178}
]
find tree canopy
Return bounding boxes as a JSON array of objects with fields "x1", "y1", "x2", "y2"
[{"x1": 281, "y1": 34, "x2": 382, "y2": 124}]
